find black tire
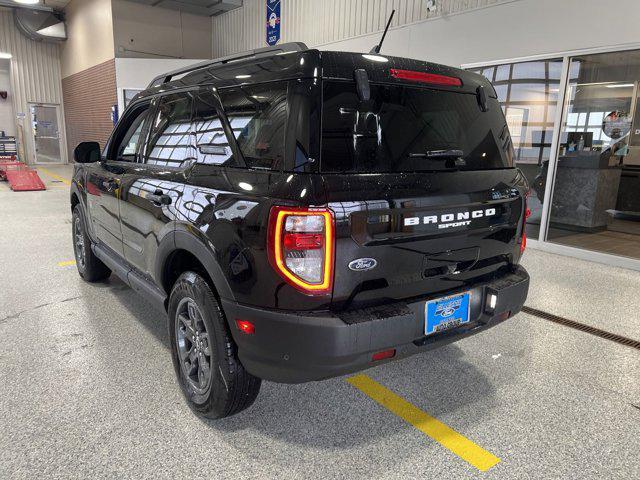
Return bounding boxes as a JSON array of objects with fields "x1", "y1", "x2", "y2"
[
  {"x1": 72, "y1": 204, "x2": 111, "y2": 282},
  {"x1": 168, "y1": 271, "x2": 261, "y2": 419}
]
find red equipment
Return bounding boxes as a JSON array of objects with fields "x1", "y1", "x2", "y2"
[{"x1": 0, "y1": 157, "x2": 46, "y2": 191}]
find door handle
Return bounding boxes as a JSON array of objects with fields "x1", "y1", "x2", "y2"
[{"x1": 146, "y1": 189, "x2": 172, "y2": 206}]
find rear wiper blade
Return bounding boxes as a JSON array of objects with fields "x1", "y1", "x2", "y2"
[{"x1": 409, "y1": 149, "x2": 464, "y2": 158}]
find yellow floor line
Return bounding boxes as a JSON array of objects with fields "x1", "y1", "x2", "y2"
[
  {"x1": 58, "y1": 260, "x2": 76, "y2": 267},
  {"x1": 346, "y1": 374, "x2": 500, "y2": 472},
  {"x1": 37, "y1": 167, "x2": 71, "y2": 186}
]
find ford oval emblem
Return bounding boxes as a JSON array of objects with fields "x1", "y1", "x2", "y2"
[{"x1": 348, "y1": 258, "x2": 377, "y2": 271}]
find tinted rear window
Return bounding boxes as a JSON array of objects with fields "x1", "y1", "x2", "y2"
[
  {"x1": 217, "y1": 80, "x2": 320, "y2": 172},
  {"x1": 219, "y1": 83, "x2": 287, "y2": 170},
  {"x1": 321, "y1": 81, "x2": 514, "y2": 173}
]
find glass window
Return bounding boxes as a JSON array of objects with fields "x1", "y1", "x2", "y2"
[
  {"x1": 145, "y1": 93, "x2": 196, "y2": 167},
  {"x1": 123, "y1": 89, "x2": 143, "y2": 109},
  {"x1": 219, "y1": 83, "x2": 287, "y2": 170},
  {"x1": 547, "y1": 49, "x2": 640, "y2": 260},
  {"x1": 482, "y1": 67, "x2": 495, "y2": 81},
  {"x1": 113, "y1": 103, "x2": 151, "y2": 162},
  {"x1": 192, "y1": 88, "x2": 236, "y2": 166},
  {"x1": 512, "y1": 62, "x2": 547, "y2": 79},
  {"x1": 321, "y1": 81, "x2": 513, "y2": 173},
  {"x1": 495, "y1": 65, "x2": 510, "y2": 82},
  {"x1": 468, "y1": 58, "x2": 564, "y2": 241}
]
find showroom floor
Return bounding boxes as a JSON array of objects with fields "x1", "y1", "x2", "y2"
[{"x1": 1, "y1": 165, "x2": 639, "y2": 480}]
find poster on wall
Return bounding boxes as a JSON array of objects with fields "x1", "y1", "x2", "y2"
[{"x1": 266, "y1": 0, "x2": 281, "y2": 46}]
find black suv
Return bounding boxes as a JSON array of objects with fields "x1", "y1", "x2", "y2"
[{"x1": 70, "y1": 43, "x2": 530, "y2": 418}]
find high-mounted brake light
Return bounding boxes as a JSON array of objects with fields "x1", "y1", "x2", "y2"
[
  {"x1": 390, "y1": 68, "x2": 462, "y2": 87},
  {"x1": 268, "y1": 206, "x2": 335, "y2": 294}
]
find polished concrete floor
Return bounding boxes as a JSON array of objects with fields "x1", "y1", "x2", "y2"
[{"x1": 1, "y1": 165, "x2": 639, "y2": 479}]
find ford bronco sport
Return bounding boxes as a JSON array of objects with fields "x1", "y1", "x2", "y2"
[{"x1": 70, "y1": 43, "x2": 530, "y2": 418}]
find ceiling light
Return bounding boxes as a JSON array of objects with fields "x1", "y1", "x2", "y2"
[
  {"x1": 238, "y1": 182, "x2": 253, "y2": 191},
  {"x1": 235, "y1": 74, "x2": 251, "y2": 79},
  {"x1": 0, "y1": 53, "x2": 12, "y2": 59},
  {"x1": 14, "y1": 0, "x2": 41, "y2": 4},
  {"x1": 605, "y1": 83, "x2": 634, "y2": 88}
]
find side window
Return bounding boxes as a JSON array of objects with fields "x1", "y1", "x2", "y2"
[
  {"x1": 218, "y1": 82, "x2": 287, "y2": 170},
  {"x1": 144, "y1": 92, "x2": 196, "y2": 167},
  {"x1": 112, "y1": 103, "x2": 151, "y2": 162},
  {"x1": 192, "y1": 88, "x2": 236, "y2": 166}
]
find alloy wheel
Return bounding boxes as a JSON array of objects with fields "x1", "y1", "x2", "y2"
[
  {"x1": 74, "y1": 216, "x2": 86, "y2": 269},
  {"x1": 175, "y1": 298, "x2": 213, "y2": 396}
]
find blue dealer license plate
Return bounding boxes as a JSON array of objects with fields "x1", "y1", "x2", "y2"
[{"x1": 425, "y1": 292, "x2": 471, "y2": 335}]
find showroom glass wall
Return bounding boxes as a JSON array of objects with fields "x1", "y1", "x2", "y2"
[
  {"x1": 468, "y1": 59, "x2": 564, "y2": 240},
  {"x1": 465, "y1": 46, "x2": 640, "y2": 268}
]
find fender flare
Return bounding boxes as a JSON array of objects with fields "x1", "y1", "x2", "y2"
[
  {"x1": 70, "y1": 180, "x2": 99, "y2": 243},
  {"x1": 156, "y1": 229, "x2": 235, "y2": 302}
]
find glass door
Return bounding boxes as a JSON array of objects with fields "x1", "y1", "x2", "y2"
[
  {"x1": 30, "y1": 104, "x2": 62, "y2": 164},
  {"x1": 546, "y1": 49, "x2": 640, "y2": 259}
]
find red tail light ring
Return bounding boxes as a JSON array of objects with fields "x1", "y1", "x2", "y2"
[
  {"x1": 521, "y1": 192, "x2": 531, "y2": 254},
  {"x1": 268, "y1": 206, "x2": 335, "y2": 294}
]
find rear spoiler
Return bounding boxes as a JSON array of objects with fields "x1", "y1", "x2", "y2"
[{"x1": 147, "y1": 42, "x2": 309, "y2": 89}]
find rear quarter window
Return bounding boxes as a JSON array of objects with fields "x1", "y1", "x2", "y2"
[
  {"x1": 219, "y1": 83, "x2": 287, "y2": 170},
  {"x1": 218, "y1": 80, "x2": 320, "y2": 172}
]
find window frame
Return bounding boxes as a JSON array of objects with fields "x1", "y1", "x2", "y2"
[
  {"x1": 214, "y1": 78, "x2": 321, "y2": 173},
  {"x1": 140, "y1": 91, "x2": 197, "y2": 170},
  {"x1": 104, "y1": 100, "x2": 153, "y2": 164},
  {"x1": 217, "y1": 81, "x2": 289, "y2": 172},
  {"x1": 191, "y1": 85, "x2": 247, "y2": 168},
  {"x1": 105, "y1": 78, "x2": 321, "y2": 174}
]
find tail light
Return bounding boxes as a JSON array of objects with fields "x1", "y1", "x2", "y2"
[
  {"x1": 521, "y1": 192, "x2": 531, "y2": 254},
  {"x1": 268, "y1": 206, "x2": 335, "y2": 294}
]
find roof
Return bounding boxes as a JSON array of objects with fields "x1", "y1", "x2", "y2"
[{"x1": 132, "y1": 43, "x2": 493, "y2": 103}]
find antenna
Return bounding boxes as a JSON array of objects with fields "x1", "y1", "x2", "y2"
[{"x1": 370, "y1": 9, "x2": 395, "y2": 54}]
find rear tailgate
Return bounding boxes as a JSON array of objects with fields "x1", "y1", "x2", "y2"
[
  {"x1": 326, "y1": 169, "x2": 526, "y2": 309},
  {"x1": 319, "y1": 60, "x2": 528, "y2": 309}
]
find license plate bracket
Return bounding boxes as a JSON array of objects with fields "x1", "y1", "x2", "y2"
[{"x1": 425, "y1": 292, "x2": 471, "y2": 335}]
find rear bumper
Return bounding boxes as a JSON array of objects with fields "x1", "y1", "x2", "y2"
[{"x1": 222, "y1": 266, "x2": 529, "y2": 383}]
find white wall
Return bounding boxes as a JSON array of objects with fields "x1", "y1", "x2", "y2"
[
  {"x1": 113, "y1": 0, "x2": 212, "y2": 59},
  {"x1": 212, "y1": 0, "x2": 640, "y2": 67},
  {"x1": 114, "y1": 58, "x2": 206, "y2": 111},
  {"x1": 212, "y1": 0, "x2": 515, "y2": 57},
  {"x1": 320, "y1": 0, "x2": 640, "y2": 66},
  {"x1": 61, "y1": 0, "x2": 114, "y2": 78},
  {"x1": 0, "y1": 60, "x2": 15, "y2": 138}
]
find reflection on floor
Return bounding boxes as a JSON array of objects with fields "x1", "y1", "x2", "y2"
[{"x1": 548, "y1": 218, "x2": 640, "y2": 259}]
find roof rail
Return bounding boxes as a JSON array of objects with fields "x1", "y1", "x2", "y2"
[{"x1": 146, "y1": 42, "x2": 309, "y2": 89}]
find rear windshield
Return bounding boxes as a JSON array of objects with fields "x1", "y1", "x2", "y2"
[{"x1": 321, "y1": 81, "x2": 514, "y2": 173}]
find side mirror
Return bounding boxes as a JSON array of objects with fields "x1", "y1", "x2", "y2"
[{"x1": 74, "y1": 142, "x2": 101, "y2": 163}]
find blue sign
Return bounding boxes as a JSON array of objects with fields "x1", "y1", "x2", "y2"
[{"x1": 266, "y1": 0, "x2": 281, "y2": 46}]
